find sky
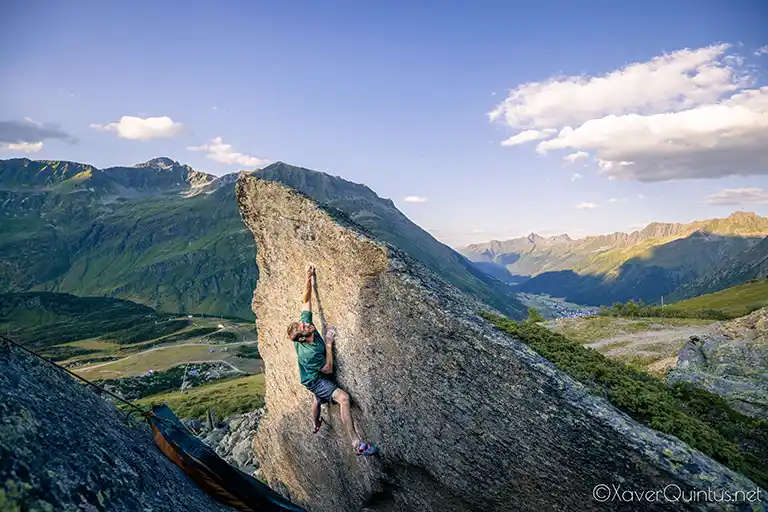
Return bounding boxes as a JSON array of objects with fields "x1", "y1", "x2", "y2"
[{"x1": 1, "y1": 0, "x2": 767, "y2": 247}]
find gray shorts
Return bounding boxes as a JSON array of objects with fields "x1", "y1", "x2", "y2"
[{"x1": 306, "y1": 376, "x2": 338, "y2": 404}]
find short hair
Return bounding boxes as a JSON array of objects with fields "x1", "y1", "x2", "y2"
[{"x1": 287, "y1": 321, "x2": 302, "y2": 341}]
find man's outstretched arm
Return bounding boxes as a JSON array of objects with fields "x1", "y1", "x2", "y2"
[{"x1": 301, "y1": 264, "x2": 314, "y2": 312}]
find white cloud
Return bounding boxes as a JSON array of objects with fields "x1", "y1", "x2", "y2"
[
  {"x1": 490, "y1": 44, "x2": 768, "y2": 181},
  {"x1": 490, "y1": 44, "x2": 746, "y2": 129},
  {"x1": 608, "y1": 197, "x2": 620, "y2": 203},
  {"x1": 705, "y1": 188, "x2": 768, "y2": 205},
  {"x1": 536, "y1": 86, "x2": 768, "y2": 181},
  {"x1": 0, "y1": 141, "x2": 43, "y2": 153},
  {"x1": 90, "y1": 116, "x2": 184, "y2": 140},
  {"x1": 187, "y1": 137, "x2": 269, "y2": 167},
  {"x1": 403, "y1": 196, "x2": 428, "y2": 203},
  {"x1": 571, "y1": 173, "x2": 582, "y2": 181},
  {"x1": 500, "y1": 129, "x2": 556, "y2": 146},
  {"x1": 754, "y1": 46, "x2": 768, "y2": 56},
  {"x1": 575, "y1": 202, "x2": 598, "y2": 210},
  {"x1": 637, "y1": 193, "x2": 645, "y2": 199},
  {"x1": 563, "y1": 151, "x2": 589, "y2": 164}
]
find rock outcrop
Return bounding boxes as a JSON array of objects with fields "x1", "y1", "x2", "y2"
[
  {"x1": 199, "y1": 408, "x2": 266, "y2": 477},
  {"x1": 237, "y1": 176, "x2": 764, "y2": 512},
  {"x1": 0, "y1": 340, "x2": 233, "y2": 512},
  {"x1": 669, "y1": 308, "x2": 768, "y2": 420}
]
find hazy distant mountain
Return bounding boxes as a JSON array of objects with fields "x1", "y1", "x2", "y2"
[
  {"x1": 0, "y1": 158, "x2": 525, "y2": 320},
  {"x1": 460, "y1": 212, "x2": 768, "y2": 306}
]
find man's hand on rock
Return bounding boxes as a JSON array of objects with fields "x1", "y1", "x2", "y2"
[{"x1": 325, "y1": 326, "x2": 337, "y2": 346}]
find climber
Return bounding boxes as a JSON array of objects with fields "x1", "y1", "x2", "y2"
[{"x1": 286, "y1": 264, "x2": 379, "y2": 457}]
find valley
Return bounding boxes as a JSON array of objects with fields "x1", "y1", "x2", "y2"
[{"x1": 461, "y1": 213, "x2": 768, "y2": 307}]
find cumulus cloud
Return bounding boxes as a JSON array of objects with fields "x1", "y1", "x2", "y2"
[
  {"x1": 490, "y1": 44, "x2": 745, "y2": 128},
  {"x1": 501, "y1": 129, "x2": 556, "y2": 146},
  {"x1": 754, "y1": 46, "x2": 768, "y2": 56},
  {"x1": 0, "y1": 118, "x2": 77, "y2": 154},
  {"x1": 90, "y1": 116, "x2": 184, "y2": 140},
  {"x1": 575, "y1": 202, "x2": 598, "y2": 210},
  {"x1": 2, "y1": 141, "x2": 44, "y2": 153},
  {"x1": 705, "y1": 188, "x2": 768, "y2": 205},
  {"x1": 563, "y1": 151, "x2": 589, "y2": 164},
  {"x1": 403, "y1": 196, "x2": 428, "y2": 203},
  {"x1": 536, "y1": 87, "x2": 768, "y2": 181},
  {"x1": 491, "y1": 44, "x2": 768, "y2": 181},
  {"x1": 571, "y1": 173, "x2": 582, "y2": 181},
  {"x1": 187, "y1": 137, "x2": 269, "y2": 167}
]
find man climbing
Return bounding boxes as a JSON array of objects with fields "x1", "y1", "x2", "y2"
[{"x1": 286, "y1": 264, "x2": 379, "y2": 457}]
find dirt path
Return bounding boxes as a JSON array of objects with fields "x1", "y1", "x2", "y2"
[{"x1": 587, "y1": 325, "x2": 713, "y2": 374}]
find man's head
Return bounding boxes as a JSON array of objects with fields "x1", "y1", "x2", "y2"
[{"x1": 287, "y1": 321, "x2": 316, "y2": 342}]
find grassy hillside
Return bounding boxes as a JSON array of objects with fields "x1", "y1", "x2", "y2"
[
  {"x1": 133, "y1": 373, "x2": 266, "y2": 420},
  {"x1": 483, "y1": 312, "x2": 768, "y2": 488},
  {"x1": 0, "y1": 292, "x2": 258, "y2": 374},
  {"x1": 670, "y1": 278, "x2": 768, "y2": 318}
]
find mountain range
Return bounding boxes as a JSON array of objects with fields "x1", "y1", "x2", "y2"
[
  {"x1": 460, "y1": 213, "x2": 768, "y2": 306},
  {"x1": 0, "y1": 157, "x2": 525, "y2": 320}
]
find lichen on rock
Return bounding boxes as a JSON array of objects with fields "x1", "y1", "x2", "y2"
[
  {"x1": 0, "y1": 341, "x2": 233, "y2": 512},
  {"x1": 237, "y1": 176, "x2": 764, "y2": 512}
]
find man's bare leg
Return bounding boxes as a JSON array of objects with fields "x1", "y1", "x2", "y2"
[
  {"x1": 311, "y1": 395, "x2": 323, "y2": 432},
  {"x1": 332, "y1": 388, "x2": 361, "y2": 447}
]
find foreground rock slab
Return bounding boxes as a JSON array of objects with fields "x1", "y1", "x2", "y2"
[
  {"x1": 237, "y1": 176, "x2": 764, "y2": 512},
  {"x1": 0, "y1": 341, "x2": 233, "y2": 512}
]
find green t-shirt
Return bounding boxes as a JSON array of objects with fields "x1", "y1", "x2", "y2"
[{"x1": 294, "y1": 310, "x2": 326, "y2": 386}]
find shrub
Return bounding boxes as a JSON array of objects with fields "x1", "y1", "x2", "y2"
[
  {"x1": 599, "y1": 300, "x2": 732, "y2": 321},
  {"x1": 481, "y1": 311, "x2": 768, "y2": 488},
  {"x1": 526, "y1": 307, "x2": 545, "y2": 324}
]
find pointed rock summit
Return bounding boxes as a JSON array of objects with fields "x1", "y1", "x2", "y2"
[
  {"x1": 134, "y1": 156, "x2": 180, "y2": 170},
  {"x1": 236, "y1": 175, "x2": 761, "y2": 512}
]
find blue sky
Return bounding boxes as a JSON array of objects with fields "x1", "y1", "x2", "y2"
[{"x1": 2, "y1": 0, "x2": 767, "y2": 247}]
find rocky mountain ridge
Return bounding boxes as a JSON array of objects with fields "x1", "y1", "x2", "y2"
[{"x1": 460, "y1": 212, "x2": 768, "y2": 306}]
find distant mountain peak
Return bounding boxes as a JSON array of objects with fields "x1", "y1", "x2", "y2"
[
  {"x1": 549, "y1": 234, "x2": 572, "y2": 242},
  {"x1": 134, "y1": 157, "x2": 180, "y2": 170},
  {"x1": 527, "y1": 232, "x2": 544, "y2": 243},
  {"x1": 728, "y1": 211, "x2": 756, "y2": 219}
]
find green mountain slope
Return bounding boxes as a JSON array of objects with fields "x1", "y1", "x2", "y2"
[
  {"x1": 460, "y1": 213, "x2": 768, "y2": 306},
  {"x1": 0, "y1": 157, "x2": 525, "y2": 320},
  {"x1": 0, "y1": 158, "x2": 258, "y2": 318},
  {"x1": 669, "y1": 277, "x2": 768, "y2": 318},
  {"x1": 671, "y1": 236, "x2": 768, "y2": 301}
]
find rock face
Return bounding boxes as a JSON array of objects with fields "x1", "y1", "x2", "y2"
[
  {"x1": 669, "y1": 308, "x2": 768, "y2": 420},
  {"x1": 199, "y1": 409, "x2": 266, "y2": 476},
  {"x1": 237, "y1": 176, "x2": 763, "y2": 512},
  {"x1": 0, "y1": 341, "x2": 232, "y2": 512}
]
